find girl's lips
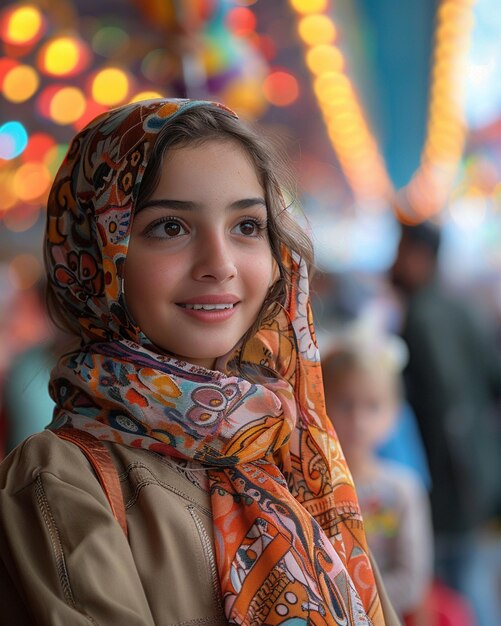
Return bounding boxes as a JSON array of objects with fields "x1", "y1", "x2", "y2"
[{"x1": 176, "y1": 302, "x2": 239, "y2": 322}]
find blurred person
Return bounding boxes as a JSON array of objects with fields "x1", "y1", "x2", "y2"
[
  {"x1": 313, "y1": 274, "x2": 432, "y2": 491},
  {"x1": 321, "y1": 326, "x2": 434, "y2": 623},
  {"x1": 391, "y1": 222, "x2": 501, "y2": 622}
]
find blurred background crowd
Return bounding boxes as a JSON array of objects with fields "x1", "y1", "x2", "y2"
[{"x1": 0, "y1": 1, "x2": 500, "y2": 625}]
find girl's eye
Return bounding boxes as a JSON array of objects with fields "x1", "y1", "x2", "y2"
[
  {"x1": 145, "y1": 218, "x2": 187, "y2": 239},
  {"x1": 163, "y1": 221, "x2": 183, "y2": 237},
  {"x1": 234, "y1": 218, "x2": 266, "y2": 237}
]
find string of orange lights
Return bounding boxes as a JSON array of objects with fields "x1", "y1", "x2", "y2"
[{"x1": 290, "y1": 0, "x2": 476, "y2": 223}]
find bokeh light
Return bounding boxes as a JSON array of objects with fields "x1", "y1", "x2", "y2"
[
  {"x1": 313, "y1": 72, "x2": 352, "y2": 104},
  {"x1": 38, "y1": 36, "x2": 89, "y2": 76},
  {"x1": 141, "y1": 48, "x2": 176, "y2": 83},
  {"x1": 21, "y1": 132, "x2": 55, "y2": 162},
  {"x1": 37, "y1": 84, "x2": 61, "y2": 118},
  {"x1": 130, "y1": 90, "x2": 163, "y2": 103},
  {"x1": 0, "y1": 57, "x2": 19, "y2": 88},
  {"x1": 203, "y1": 43, "x2": 230, "y2": 76},
  {"x1": 306, "y1": 45, "x2": 344, "y2": 76},
  {"x1": 44, "y1": 143, "x2": 69, "y2": 177},
  {"x1": 226, "y1": 7, "x2": 257, "y2": 37},
  {"x1": 0, "y1": 121, "x2": 28, "y2": 159},
  {"x1": 12, "y1": 162, "x2": 52, "y2": 201},
  {"x1": 1, "y1": 5, "x2": 43, "y2": 46},
  {"x1": 49, "y1": 87, "x2": 87, "y2": 125},
  {"x1": 4, "y1": 205, "x2": 40, "y2": 232},
  {"x1": 0, "y1": 170, "x2": 17, "y2": 212},
  {"x1": 255, "y1": 34, "x2": 276, "y2": 61},
  {"x1": 298, "y1": 14, "x2": 336, "y2": 46},
  {"x1": 92, "y1": 26, "x2": 130, "y2": 58},
  {"x1": 92, "y1": 67, "x2": 129, "y2": 105},
  {"x1": 263, "y1": 70, "x2": 299, "y2": 106},
  {"x1": 2, "y1": 63, "x2": 39, "y2": 102},
  {"x1": 8, "y1": 254, "x2": 43, "y2": 290},
  {"x1": 289, "y1": 0, "x2": 328, "y2": 15},
  {"x1": 222, "y1": 77, "x2": 267, "y2": 118}
]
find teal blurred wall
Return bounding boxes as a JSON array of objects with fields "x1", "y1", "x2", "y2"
[{"x1": 355, "y1": 0, "x2": 436, "y2": 188}]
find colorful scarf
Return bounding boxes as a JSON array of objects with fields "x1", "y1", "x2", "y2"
[{"x1": 45, "y1": 98, "x2": 385, "y2": 626}]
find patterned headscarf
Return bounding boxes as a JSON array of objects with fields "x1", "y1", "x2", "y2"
[{"x1": 45, "y1": 98, "x2": 385, "y2": 626}]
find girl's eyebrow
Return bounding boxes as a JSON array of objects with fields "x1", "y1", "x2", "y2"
[
  {"x1": 231, "y1": 197, "x2": 267, "y2": 210},
  {"x1": 137, "y1": 197, "x2": 267, "y2": 213}
]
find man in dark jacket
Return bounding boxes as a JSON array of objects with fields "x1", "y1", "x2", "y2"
[{"x1": 391, "y1": 222, "x2": 501, "y2": 599}]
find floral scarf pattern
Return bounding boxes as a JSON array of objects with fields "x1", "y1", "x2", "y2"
[{"x1": 45, "y1": 98, "x2": 385, "y2": 626}]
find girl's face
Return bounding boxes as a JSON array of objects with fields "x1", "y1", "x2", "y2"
[
  {"x1": 124, "y1": 139, "x2": 276, "y2": 369},
  {"x1": 324, "y1": 367, "x2": 397, "y2": 459}
]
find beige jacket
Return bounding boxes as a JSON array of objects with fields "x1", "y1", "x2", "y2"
[{"x1": 0, "y1": 430, "x2": 400, "y2": 626}]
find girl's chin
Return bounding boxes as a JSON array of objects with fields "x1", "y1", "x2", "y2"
[
  {"x1": 153, "y1": 346, "x2": 218, "y2": 370},
  {"x1": 146, "y1": 334, "x2": 246, "y2": 372}
]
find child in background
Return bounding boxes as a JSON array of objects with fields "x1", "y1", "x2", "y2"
[{"x1": 322, "y1": 326, "x2": 433, "y2": 623}]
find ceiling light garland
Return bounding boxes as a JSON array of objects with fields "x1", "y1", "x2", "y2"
[{"x1": 291, "y1": 0, "x2": 476, "y2": 222}]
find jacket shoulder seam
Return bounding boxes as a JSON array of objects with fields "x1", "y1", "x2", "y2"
[{"x1": 34, "y1": 474, "x2": 100, "y2": 625}]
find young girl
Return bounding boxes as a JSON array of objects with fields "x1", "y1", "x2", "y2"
[
  {"x1": 0, "y1": 98, "x2": 399, "y2": 625},
  {"x1": 321, "y1": 328, "x2": 433, "y2": 623}
]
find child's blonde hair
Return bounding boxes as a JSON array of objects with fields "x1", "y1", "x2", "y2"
[{"x1": 321, "y1": 320, "x2": 408, "y2": 397}]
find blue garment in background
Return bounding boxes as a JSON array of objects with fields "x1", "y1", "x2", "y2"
[
  {"x1": 4, "y1": 343, "x2": 55, "y2": 453},
  {"x1": 377, "y1": 402, "x2": 431, "y2": 490}
]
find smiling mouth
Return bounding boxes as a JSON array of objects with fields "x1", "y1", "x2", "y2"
[{"x1": 177, "y1": 303, "x2": 236, "y2": 310}]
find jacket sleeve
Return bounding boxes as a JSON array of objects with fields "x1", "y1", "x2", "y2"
[{"x1": 0, "y1": 431, "x2": 155, "y2": 626}]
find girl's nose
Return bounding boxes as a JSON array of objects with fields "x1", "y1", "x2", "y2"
[{"x1": 191, "y1": 233, "x2": 237, "y2": 283}]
